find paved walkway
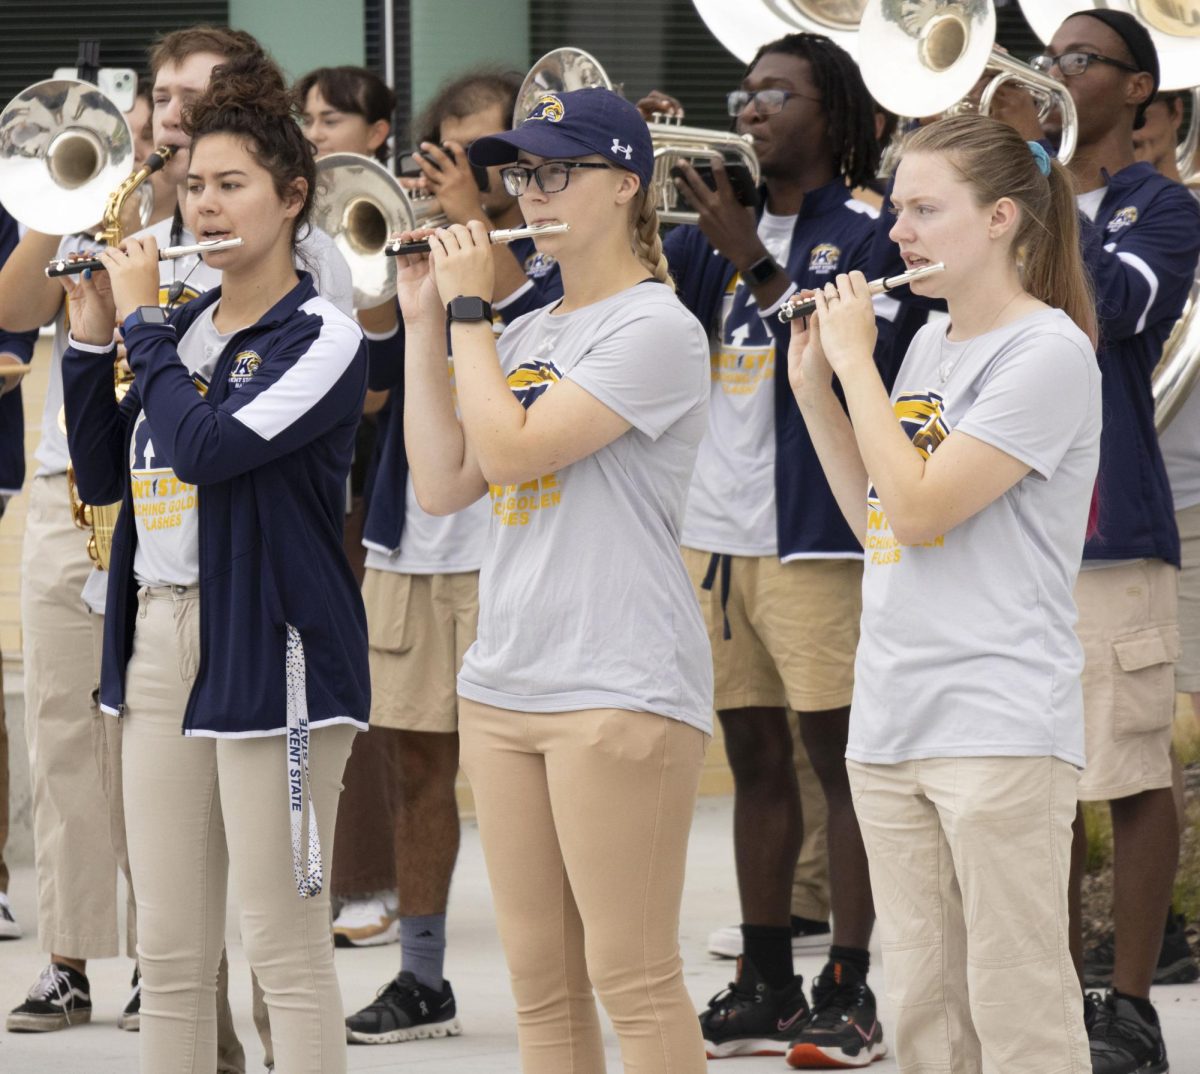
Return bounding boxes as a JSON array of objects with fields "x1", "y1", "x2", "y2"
[{"x1": 1, "y1": 797, "x2": 1198, "y2": 1072}]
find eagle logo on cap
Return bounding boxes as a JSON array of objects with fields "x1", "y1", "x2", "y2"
[{"x1": 527, "y1": 94, "x2": 565, "y2": 123}]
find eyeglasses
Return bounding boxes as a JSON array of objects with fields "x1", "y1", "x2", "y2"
[
  {"x1": 725, "y1": 88, "x2": 820, "y2": 117},
  {"x1": 1029, "y1": 50, "x2": 1141, "y2": 77},
  {"x1": 499, "y1": 161, "x2": 612, "y2": 196}
]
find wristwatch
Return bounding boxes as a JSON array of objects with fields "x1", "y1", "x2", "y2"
[
  {"x1": 446, "y1": 296, "x2": 493, "y2": 324},
  {"x1": 123, "y1": 306, "x2": 169, "y2": 331},
  {"x1": 743, "y1": 254, "x2": 782, "y2": 287}
]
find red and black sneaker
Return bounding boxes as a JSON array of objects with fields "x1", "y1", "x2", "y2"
[
  {"x1": 787, "y1": 962, "x2": 886, "y2": 1069},
  {"x1": 699, "y1": 956, "x2": 811, "y2": 1058}
]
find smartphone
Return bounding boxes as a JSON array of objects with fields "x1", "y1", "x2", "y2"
[
  {"x1": 671, "y1": 158, "x2": 759, "y2": 208},
  {"x1": 398, "y1": 146, "x2": 489, "y2": 192}
]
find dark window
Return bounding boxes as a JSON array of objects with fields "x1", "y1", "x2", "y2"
[{"x1": 0, "y1": 2, "x2": 229, "y2": 107}]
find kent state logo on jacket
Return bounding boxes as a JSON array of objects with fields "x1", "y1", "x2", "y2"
[
  {"x1": 527, "y1": 94, "x2": 565, "y2": 123},
  {"x1": 865, "y1": 389, "x2": 949, "y2": 566},
  {"x1": 1106, "y1": 206, "x2": 1139, "y2": 234},
  {"x1": 228, "y1": 350, "x2": 262, "y2": 389},
  {"x1": 524, "y1": 250, "x2": 558, "y2": 279},
  {"x1": 491, "y1": 358, "x2": 565, "y2": 527},
  {"x1": 808, "y1": 244, "x2": 842, "y2": 276}
]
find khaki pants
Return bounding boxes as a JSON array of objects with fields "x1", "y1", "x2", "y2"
[
  {"x1": 122, "y1": 586, "x2": 354, "y2": 1074},
  {"x1": 848, "y1": 756, "x2": 1088, "y2": 1074},
  {"x1": 460, "y1": 699, "x2": 708, "y2": 1074},
  {"x1": 21, "y1": 473, "x2": 131, "y2": 956}
]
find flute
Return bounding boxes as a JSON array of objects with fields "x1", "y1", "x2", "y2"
[
  {"x1": 777, "y1": 262, "x2": 945, "y2": 323},
  {"x1": 385, "y1": 222, "x2": 570, "y2": 256},
  {"x1": 45, "y1": 238, "x2": 245, "y2": 278}
]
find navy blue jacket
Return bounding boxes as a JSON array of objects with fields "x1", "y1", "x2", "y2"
[
  {"x1": 62, "y1": 273, "x2": 370, "y2": 735},
  {"x1": 1082, "y1": 163, "x2": 1200, "y2": 564},
  {"x1": 362, "y1": 236, "x2": 563, "y2": 553},
  {"x1": 0, "y1": 205, "x2": 38, "y2": 498},
  {"x1": 664, "y1": 179, "x2": 885, "y2": 559}
]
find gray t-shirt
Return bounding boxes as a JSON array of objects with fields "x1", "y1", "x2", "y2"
[
  {"x1": 456, "y1": 281, "x2": 715, "y2": 733},
  {"x1": 848, "y1": 308, "x2": 1101, "y2": 767}
]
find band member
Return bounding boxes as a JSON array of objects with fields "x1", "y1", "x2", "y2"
[
  {"x1": 1028, "y1": 13, "x2": 1200, "y2": 1071},
  {"x1": 0, "y1": 85, "x2": 172, "y2": 1036},
  {"x1": 59, "y1": 52, "x2": 368, "y2": 1074},
  {"x1": 789, "y1": 112, "x2": 1098, "y2": 1074},
  {"x1": 662, "y1": 31, "x2": 886, "y2": 1065},
  {"x1": 0, "y1": 202, "x2": 38, "y2": 946},
  {"x1": 396, "y1": 86, "x2": 711, "y2": 1073},
  {"x1": 339, "y1": 69, "x2": 564, "y2": 1045},
  {"x1": 296, "y1": 63, "x2": 403, "y2": 953}
]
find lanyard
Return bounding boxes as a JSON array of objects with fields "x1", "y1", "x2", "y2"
[{"x1": 285, "y1": 625, "x2": 323, "y2": 898}]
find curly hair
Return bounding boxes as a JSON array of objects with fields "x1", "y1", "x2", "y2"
[{"x1": 183, "y1": 52, "x2": 317, "y2": 245}]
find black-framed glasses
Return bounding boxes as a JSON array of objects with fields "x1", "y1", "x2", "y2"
[
  {"x1": 725, "y1": 88, "x2": 820, "y2": 117},
  {"x1": 1029, "y1": 50, "x2": 1141, "y2": 77},
  {"x1": 499, "y1": 161, "x2": 612, "y2": 196}
]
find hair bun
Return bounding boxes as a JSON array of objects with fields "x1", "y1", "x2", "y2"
[{"x1": 185, "y1": 53, "x2": 298, "y2": 134}]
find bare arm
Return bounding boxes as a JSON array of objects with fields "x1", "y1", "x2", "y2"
[{"x1": 0, "y1": 231, "x2": 68, "y2": 331}]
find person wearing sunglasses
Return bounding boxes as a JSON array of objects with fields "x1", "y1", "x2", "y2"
[
  {"x1": 338, "y1": 68, "x2": 564, "y2": 1049},
  {"x1": 1010, "y1": 11, "x2": 1200, "y2": 1074},
  {"x1": 391, "y1": 86, "x2": 712, "y2": 1073},
  {"x1": 661, "y1": 30, "x2": 889, "y2": 1069}
]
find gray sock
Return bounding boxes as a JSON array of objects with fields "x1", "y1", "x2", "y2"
[{"x1": 400, "y1": 913, "x2": 446, "y2": 991}]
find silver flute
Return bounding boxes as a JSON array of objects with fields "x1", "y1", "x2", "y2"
[
  {"x1": 45, "y1": 238, "x2": 245, "y2": 278},
  {"x1": 385, "y1": 221, "x2": 570, "y2": 256},
  {"x1": 777, "y1": 262, "x2": 946, "y2": 323}
]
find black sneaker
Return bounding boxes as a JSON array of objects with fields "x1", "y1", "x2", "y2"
[
  {"x1": 0, "y1": 892, "x2": 21, "y2": 940},
  {"x1": 1084, "y1": 914, "x2": 1200, "y2": 987},
  {"x1": 787, "y1": 964, "x2": 887, "y2": 1068},
  {"x1": 699, "y1": 956, "x2": 811, "y2": 1058},
  {"x1": 6, "y1": 963, "x2": 93, "y2": 1032},
  {"x1": 117, "y1": 968, "x2": 140, "y2": 1031},
  {"x1": 345, "y1": 970, "x2": 462, "y2": 1044},
  {"x1": 1088, "y1": 992, "x2": 1168, "y2": 1074}
]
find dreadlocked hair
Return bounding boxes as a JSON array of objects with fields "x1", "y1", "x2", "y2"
[
  {"x1": 631, "y1": 186, "x2": 673, "y2": 291},
  {"x1": 183, "y1": 52, "x2": 317, "y2": 246},
  {"x1": 745, "y1": 33, "x2": 880, "y2": 189}
]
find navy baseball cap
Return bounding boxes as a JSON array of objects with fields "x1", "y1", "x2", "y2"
[{"x1": 468, "y1": 88, "x2": 654, "y2": 189}]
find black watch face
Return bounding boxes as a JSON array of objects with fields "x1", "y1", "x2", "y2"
[
  {"x1": 449, "y1": 297, "x2": 489, "y2": 321},
  {"x1": 138, "y1": 306, "x2": 168, "y2": 324}
]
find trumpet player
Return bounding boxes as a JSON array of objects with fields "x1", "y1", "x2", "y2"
[{"x1": 658, "y1": 31, "x2": 888, "y2": 1067}]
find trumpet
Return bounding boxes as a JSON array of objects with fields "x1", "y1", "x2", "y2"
[
  {"x1": 384, "y1": 222, "x2": 570, "y2": 256},
  {"x1": 45, "y1": 237, "x2": 243, "y2": 277},
  {"x1": 777, "y1": 263, "x2": 946, "y2": 323}
]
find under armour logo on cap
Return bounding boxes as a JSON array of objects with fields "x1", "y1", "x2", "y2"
[{"x1": 611, "y1": 138, "x2": 633, "y2": 160}]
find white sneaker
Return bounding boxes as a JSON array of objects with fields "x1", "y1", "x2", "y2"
[
  {"x1": 0, "y1": 892, "x2": 21, "y2": 940},
  {"x1": 333, "y1": 892, "x2": 399, "y2": 948},
  {"x1": 707, "y1": 919, "x2": 831, "y2": 959}
]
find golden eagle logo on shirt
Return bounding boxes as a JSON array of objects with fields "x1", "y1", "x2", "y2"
[
  {"x1": 527, "y1": 94, "x2": 565, "y2": 123},
  {"x1": 809, "y1": 244, "x2": 841, "y2": 275},
  {"x1": 228, "y1": 350, "x2": 262, "y2": 389},
  {"x1": 1106, "y1": 206, "x2": 1138, "y2": 234},
  {"x1": 506, "y1": 359, "x2": 563, "y2": 409},
  {"x1": 867, "y1": 389, "x2": 949, "y2": 511}
]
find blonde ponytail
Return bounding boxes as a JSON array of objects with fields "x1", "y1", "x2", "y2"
[{"x1": 631, "y1": 189, "x2": 674, "y2": 291}]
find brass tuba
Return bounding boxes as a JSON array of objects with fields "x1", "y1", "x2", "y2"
[
  {"x1": 312, "y1": 152, "x2": 446, "y2": 308},
  {"x1": 0, "y1": 77, "x2": 173, "y2": 569},
  {"x1": 691, "y1": 0, "x2": 866, "y2": 62},
  {"x1": 514, "y1": 48, "x2": 761, "y2": 226}
]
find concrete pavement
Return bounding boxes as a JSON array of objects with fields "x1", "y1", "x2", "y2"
[{"x1": 1, "y1": 796, "x2": 1198, "y2": 1072}]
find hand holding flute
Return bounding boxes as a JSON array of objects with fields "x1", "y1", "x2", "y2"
[{"x1": 56, "y1": 235, "x2": 168, "y2": 346}]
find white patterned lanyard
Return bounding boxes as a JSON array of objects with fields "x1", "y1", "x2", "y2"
[{"x1": 285, "y1": 625, "x2": 323, "y2": 898}]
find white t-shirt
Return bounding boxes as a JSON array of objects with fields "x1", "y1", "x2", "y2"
[
  {"x1": 1077, "y1": 186, "x2": 1108, "y2": 222},
  {"x1": 681, "y1": 210, "x2": 797, "y2": 556},
  {"x1": 456, "y1": 281, "x2": 715, "y2": 733},
  {"x1": 364, "y1": 356, "x2": 489, "y2": 575},
  {"x1": 849, "y1": 308, "x2": 1101, "y2": 767},
  {"x1": 130, "y1": 305, "x2": 230, "y2": 586}
]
